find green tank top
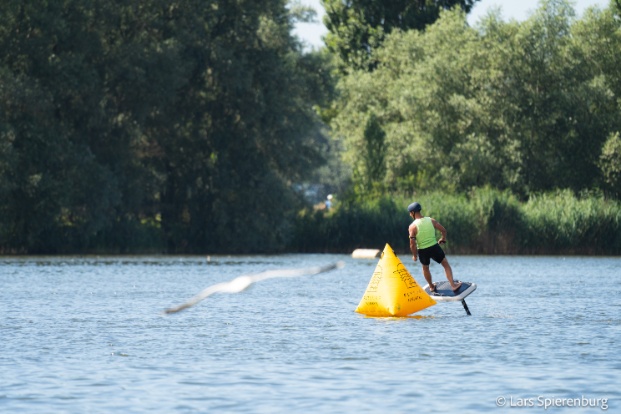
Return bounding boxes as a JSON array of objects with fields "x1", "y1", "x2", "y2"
[{"x1": 413, "y1": 217, "x2": 437, "y2": 249}]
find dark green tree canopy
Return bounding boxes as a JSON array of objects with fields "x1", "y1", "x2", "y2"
[
  {"x1": 322, "y1": 0, "x2": 479, "y2": 71},
  {"x1": 0, "y1": 0, "x2": 333, "y2": 253}
]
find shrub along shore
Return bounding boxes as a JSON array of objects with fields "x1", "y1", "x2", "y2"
[
  {"x1": 2, "y1": 189, "x2": 618, "y2": 256},
  {"x1": 291, "y1": 189, "x2": 621, "y2": 256}
]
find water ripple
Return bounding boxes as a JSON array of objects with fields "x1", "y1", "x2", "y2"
[{"x1": 1, "y1": 255, "x2": 619, "y2": 412}]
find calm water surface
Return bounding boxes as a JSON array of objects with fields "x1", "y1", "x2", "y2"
[{"x1": 1, "y1": 254, "x2": 619, "y2": 413}]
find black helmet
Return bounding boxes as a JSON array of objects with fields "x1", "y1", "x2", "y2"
[{"x1": 407, "y1": 202, "x2": 422, "y2": 213}]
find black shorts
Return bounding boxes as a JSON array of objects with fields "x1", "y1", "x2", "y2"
[{"x1": 418, "y1": 244, "x2": 445, "y2": 266}]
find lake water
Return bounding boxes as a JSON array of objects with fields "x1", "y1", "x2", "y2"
[{"x1": 1, "y1": 254, "x2": 619, "y2": 413}]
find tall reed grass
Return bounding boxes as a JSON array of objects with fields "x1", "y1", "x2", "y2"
[{"x1": 290, "y1": 188, "x2": 621, "y2": 255}]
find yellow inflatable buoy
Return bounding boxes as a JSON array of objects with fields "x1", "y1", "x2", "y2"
[{"x1": 355, "y1": 243, "x2": 436, "y2": 317}]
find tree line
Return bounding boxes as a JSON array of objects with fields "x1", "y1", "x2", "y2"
[
  {"x1": 331, "y1": 0, "x2": 621, "y2": 199},
  {"x1": 0, "y1": 0, "x2": 333, "y2": 253},
  {"x1": 1, "y1": 0, "x2": 620, "y2": 254}
]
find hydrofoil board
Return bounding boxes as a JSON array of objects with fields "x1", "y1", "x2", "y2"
[{"x1": 423, "y1": 280, "x2": 476, "y2": 302}]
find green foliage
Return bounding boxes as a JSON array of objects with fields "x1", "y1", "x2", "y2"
[
  {"x1": 288, "y1": 0, "x2": 318, "y2": 23},
  {"x1": 292, "y1": 195, "x2": 410, "y2": 252},
  {"x1": 292, "y1": 188, "x2": 621, "y2": 254},
  {"x1": 0, "y1": 0, "x2": 331, "y2": 254},
  {"x1": 331, "y1": 1, "x2": 621, "y2": 198},
  {"x1": 599, "y1": 132, "x2": 621, "y2": 198},
  {"x1": 3, "y1": 0, "x2": 621, "y2": 255},
  {"x1": 357, "y1": 112, "x2": 386, "y2": 193},
  {"x1": 322, "y1": 0, "x2": 479, "y2": 72},
  {"x1": 522, "y1": 190, "x2": 621, "y2": 253}
]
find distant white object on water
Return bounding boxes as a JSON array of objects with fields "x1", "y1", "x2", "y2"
[
  {"x1": 351, "y1": 248, "x2": 381, "y2": 259},
  {"x1": 164, "y1": 261, "x2": 344, "y2": 314}
]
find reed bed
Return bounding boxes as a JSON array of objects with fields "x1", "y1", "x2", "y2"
[{"x1": 291, "y1": 189, "x2": 621, "y2": 255}]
